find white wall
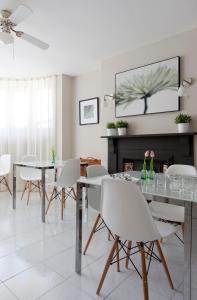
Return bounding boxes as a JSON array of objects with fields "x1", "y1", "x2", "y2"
[{"x1": 73, "y1": 28, "x2": 197, "y2": 167}]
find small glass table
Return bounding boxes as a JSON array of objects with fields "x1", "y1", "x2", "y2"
[
  {"x1": 12, "y1": 160, "x2": 65, "y2": 222},
  {"x1": 76, "y1": 171, "x2": 197, "y2": 300}
]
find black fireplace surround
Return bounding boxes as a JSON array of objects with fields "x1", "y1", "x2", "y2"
[{"x1": 101, "y1": 133, "x2": 196, "y2": 174}]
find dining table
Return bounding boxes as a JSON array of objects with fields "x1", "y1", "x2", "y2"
[
  {"x1": 75, "y1": 171, "x2": 197, "y2": 300},
  {"x1": 12, "y1": 160, "x2": 65, "y2": 222}
]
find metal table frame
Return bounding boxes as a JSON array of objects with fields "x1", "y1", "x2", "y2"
[
  {"x1": 75, "y1": 173, "x2": 197, "y2": 300},
  {"x1": 13, "y1": 161, "x2": 57, "y2": 223}
]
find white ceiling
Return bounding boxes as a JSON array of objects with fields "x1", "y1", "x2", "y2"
[{"x1": 0, "y1": 0, "x2": 197, "y2": 77}]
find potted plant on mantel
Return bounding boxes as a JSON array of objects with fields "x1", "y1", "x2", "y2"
[
  {"x1": 116, "y1": 120, "x2": 128, "y2": 136},
  {"x1": 175, "y1": 113, "x2": 192, "y2": 133},
  {"x1": 106, "y1": 122, "x2": 117, "y2": 136}
]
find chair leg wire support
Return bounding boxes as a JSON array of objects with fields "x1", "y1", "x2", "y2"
[
  {"x1": 109, "y1": 240, "x2": 161, "y2": 279},
  {"x1": 96, "y1": 237, "x2": 174, "y2": 297}
]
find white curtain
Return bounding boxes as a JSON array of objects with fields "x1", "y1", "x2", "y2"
[{"x1": 0, "y1": 76, "x2": 57, "y2": 162}]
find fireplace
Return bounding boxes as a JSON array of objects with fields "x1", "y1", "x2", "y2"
[
  {"x1": 122, "y1": 157, "x2": 171, "y2": 173},
  {"x1": 101, "y1": 133, "x2": 196, "y2": 174}
]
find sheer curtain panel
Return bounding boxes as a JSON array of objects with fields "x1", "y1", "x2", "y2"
[{"x1": 0, "y1": 76, "x2": 57, "y2": 162}]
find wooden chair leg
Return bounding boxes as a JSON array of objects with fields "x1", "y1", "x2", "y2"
[
  {"x1": 125, "y1": 240, "x2": 132, "y2": 269},
  {"x1": 45, "y1": 188, "x2": 55, "y2": 214},
  {"x1": 116, "y1": 242, "x2": 120, "y2": 272},
  {"x1": 64, "y1": 192, "x2": 69, "y2": 209},
  {"x1": 108, "y1": 230, "x2": 111, "y2": 241},
  {"x1": 4, "y1": 177, "x2": 12, "y2": 195},
  {"x1": 138, "y1": 243, "x2": 149, "y2": 300},
  {"x1": 27, "y1": 181, "x2": 32, "y2": 205},
  {"x1": 38, "y1": 180, "x2": 41, "y2": 197},
  {"x1": 96, "y1": 237, "x2": 119, "y2": 295},
  {"x1": 21, "y1": 182, "x2": 27, "y2": 200},
  {"x1": 45, "y1": 192, "x2": 49, "y2": 202},
  {"x1": 181, "y1": 223, "x2": 184, "y2": 238},
  {"x1": 83, "y1": 213, "x2": 101, "y2": 255},
  {"x1": 61, "y1": 188, "x2": 65, "y2": 220},
  {"x1": 155, "y1": 240, "x2": 174, "y2": 289},
  {"x1": 72, "y1": 187, "x2": 77, "y2": 200}
]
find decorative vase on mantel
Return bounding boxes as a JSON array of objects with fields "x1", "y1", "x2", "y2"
[
  {"x1": 148, "y1": 150, "x2": 155, "y2": 180},
  {"x1": 175, "y1": 113, "x2": 192, "y2": 133},
  {"x1": 116, "y1": 120, "x2": 128, "y2": 136},
  {"x1": 177, "y1": 123, "x2": 191, "y2": 133},
  {"x1": 140, "y1": 150, "x2": 149, "y2": 180},
  {"x1": 107, "y1": 128, "x2": 117, "y2": 136}
]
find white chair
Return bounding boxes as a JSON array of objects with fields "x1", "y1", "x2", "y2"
[
  {"x1": 83, "y1": 165, "x2": 110, "y2": 255},
  {"x1": 46, "y1": 158, "x2": 80, "y2": 220},
  {"x1": 20, "y1": 155, "x2": 42, "y2": 205},
  {"x1": 149, "y1": 164, "x2": 197, "y2": 237},
  {"x1": 0, "y1": 154, "x2": 12, "y2": 194},
  {"x1": 96, "y1": 178, "x2": 175, "y2": 299}
]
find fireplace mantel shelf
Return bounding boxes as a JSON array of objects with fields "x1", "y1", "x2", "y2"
[{"x1": 101, "y1": 132, "x2": 197, "y2": 139}]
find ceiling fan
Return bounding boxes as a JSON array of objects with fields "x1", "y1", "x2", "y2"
[{"x1": 0, "y1": 4, "x2": 49, "y2": 50}]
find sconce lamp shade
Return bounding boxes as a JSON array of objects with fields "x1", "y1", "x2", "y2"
[
  {"x1": 177, "y1": 78, "x2": 192, "y2": 97},
  {"x1": 178, "y1": 85, "x2": 186, "y2": 97},
  {"x1": 103, "y1": 93, "x2": 115, "y2": 108}
]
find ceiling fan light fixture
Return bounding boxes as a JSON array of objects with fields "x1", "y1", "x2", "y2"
[
  {"x1": 0, "y1": 31, "x2": 14, "y2": 44},
  {"x1": 0, "y1": 4, "x2": 49, "y2": 50}
]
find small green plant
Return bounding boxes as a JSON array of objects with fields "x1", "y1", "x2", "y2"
[
  {"x1": 106, "y1": 122, "x2": 116, "y2": 129},
  {"x1": 116, "y1": 120, "x2": 128, "y2": 128},
  {"x1": 175, "y1": 113, "x2": 192, "y2": 124}
]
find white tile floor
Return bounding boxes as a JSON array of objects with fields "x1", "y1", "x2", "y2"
[{"x1": 0, "y1": 191, "x2": 183, "y2": 300}]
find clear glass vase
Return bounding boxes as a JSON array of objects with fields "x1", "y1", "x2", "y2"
[
  {"x1": 140, "y1": 168, "x2": 148, "y2": 180},
  {"x1": 148, "y1": 169, "x2": 155, "y2": 180}
]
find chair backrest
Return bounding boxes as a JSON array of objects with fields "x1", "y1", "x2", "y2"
[
  {"x1": 57, "y1": 158, "x2": 80, "y2": 188},
  {"x1": 166, "y1": 164, "x2": 197, "y2": 176},
  {"x1": 80, "y1": 157, "x2": 101, "y2": 176},
  {"x1": 101, "y1": 178, "x2": 161, "y2": 242},
  {"x1": 0, "y1": 154, "x2": 11, "y2": 175},
  {"x1": 87, "y1": 165, "x2": 108, "y2": 212},
  {"x1": 20, "y1": 155, "x2": 41, "y2": 180}
]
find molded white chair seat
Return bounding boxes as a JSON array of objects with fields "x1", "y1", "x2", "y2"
[
  {"x1": 150, "y1": 202, "x2": 184, "y2": 223},
  {"x1": 96, "y1": 178, "x2": 174, "y2": 299},
  {"x1": 20, "y1": 173, "x2": 42, "y2": 181},
  {"x1": 0, "y1": 154, "x2": 12, "y2": 194},
  {"x1": 149, "y1": 164, "x2": 197, "y2": 227},
  {"x1": 154, "y1": 220, "x2": 180, "y2": 238},
  {"x1": 20, "y1": 155, "x2": 44, "y2": 205},
  {"x1": 46, "y1": 158, "x2": 80, "y2": 219}
]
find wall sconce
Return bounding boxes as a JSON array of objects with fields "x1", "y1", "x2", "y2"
[
  {"x1": 104, "y1": 93, "x2": 115, "y2": 107},
  {"x1": 178, "y1": 78, "x2": 192, "y2": 97}
]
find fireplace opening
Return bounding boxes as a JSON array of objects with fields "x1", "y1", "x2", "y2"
[{"x1": 123, "y1": 157, "x2": 174, "y2": 173}]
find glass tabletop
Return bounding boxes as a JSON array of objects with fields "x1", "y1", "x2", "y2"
[
  {"x1": 78, "y1": 171, "x2": 197, "y2": 204},
  {"x1": 113, "y1": 171, "x2": 197, "y2": 204},
  {"x1": 13, "y1": 160, "x2": 65, "y2": 169}
]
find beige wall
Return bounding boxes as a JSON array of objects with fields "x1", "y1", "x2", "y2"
[
  {"x1": 62, "y1": 74, "x2": 74, "y2": 160},
  {"x1": 56, "y1": 74, "x2": 74, "y2": 160},
  {"x1": 73, "y1": 71, "x2": 105, "y2": 161},
  {"x1": 73, "y1": 28, "x2": 197, "y2": 167}
]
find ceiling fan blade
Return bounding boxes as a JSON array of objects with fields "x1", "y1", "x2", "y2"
[
  {"x1": 19, "y1": 32, "x2": 49, "y2": 50},
  {"x1": 0, "y1": 32, "x2": 14, "y2": 44},
  {"x1": 9, "y1": 5, "x2": 32, "y2": 25}
]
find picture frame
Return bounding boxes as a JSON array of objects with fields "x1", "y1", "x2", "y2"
[
  {"x1": 79, "y1": 97, "x2": 99, "y2": 125},
  {"x1": 115, "y1": 56, "x2": 180, "y2": 117}
]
